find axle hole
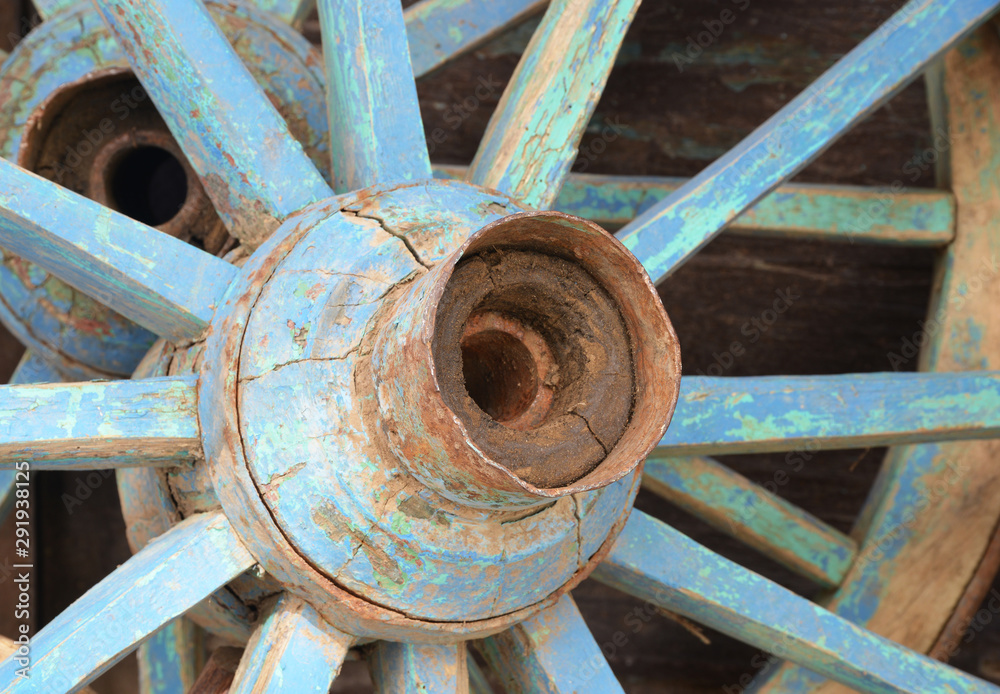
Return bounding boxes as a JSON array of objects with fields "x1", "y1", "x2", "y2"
[
  {"x1": 109, "y1": 146, "x2": 188, "y2": 227},
  {"x1": 461, "y1": 330, "x2": 539, "y2": 423}
]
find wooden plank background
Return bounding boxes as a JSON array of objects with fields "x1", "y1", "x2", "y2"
[{"x1": 2, "y1": 0, "x2": 999, "y2": 691}]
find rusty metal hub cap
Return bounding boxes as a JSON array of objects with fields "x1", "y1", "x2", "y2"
[{"x1": 200, "y1": 180, "x2": 681, "y2": 641}]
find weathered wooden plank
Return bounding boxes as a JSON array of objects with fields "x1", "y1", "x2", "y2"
[
  {"x1": 229, "y1": 594, "x2": 353, "y2": 694},
  {"x1": 468, "y1": 0, "x2": 639, "y2": 209},
  {"x1": 0, "y1": 637, "x2": 98, "y2": 694},
  {"x1": 318, "y1": 0, "x2": 431, "y2": 193},
  {"x1": 0, "y1": 376, "x2": 201, "y2": 469},
  {"x1": 251, "y1": 0, "x2": 314, "y2": 29},
  {"x1": 593, "y1": 510, "x2": 999, "y2": 694},
  {"x1": 615, "y1": 0, "x2": 1000, "y2": 284},
  {"x1": 190, "y1": 647, "x2": 243, "y2": 694},
  {"x1": 138, "y1": 619, "x2": 201, "y2": 694},
  {"x1": 643, "y1": 455, "x2": 857, "y2": 588},
  {"x1": 657, "y1": 372, "x2": 1000, "y2": 456},
  {"x1": 0, "y1": 158, "x2": 237, "y2": 342},
  {"x1": 435, "y1": 165, "x2": 955, "y2": 244},
  {"x1": 479, "y1": 595, "x2": 625, "y2": 693},
  {"x1": 31, "y1": 0, "x2": 80, "y2": 19},
  {"x1": 94, "y1": 0, "x2": 333, "y2": 249},
  {"x1": 369, "y1": 642, "x2": 469, "y2": 693},
  {"x1": 406, "y1": 0, "x2": 547, "y2": 77},
  {"x1": 756, "y1": 27, "x2": 1000, "y2": 694},
  {"x1": 0, "y1": 512, "x2": 255, "y2": 693}
]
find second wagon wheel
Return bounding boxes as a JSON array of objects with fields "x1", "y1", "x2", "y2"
[{"x1": 2, "y1": 0, "x2": 1000, "y2": 693}]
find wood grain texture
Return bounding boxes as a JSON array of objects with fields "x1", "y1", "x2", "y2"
[
  {"x1": 657, "y1": 371, "x2": 1000, "y2": 455},
  {"x1": 616, "y1": 0, "x2": 1000, "y2": 284},
  {"x1": 0, "y1": 512, "x2": 254, "y2": 693},
  {"x1": 643, "y1": 455, "x2": 856, "y2": 588},
  {"x1": 594, "y1": 510, "x2": 999, "y2": 694},
  {"x1": 94, "y1": 0, "x2": 333, "y2": 249},
  {"x1": 0, "y1": 376, "x2": 200, "y2": 469},
  {"x1": 318, "y1": 0, "x2": 432, "y2": 192},
  {"x1": 468, "y1": 0, "x2": 640, "y2": 209},
  {"x1": 0, "y1": 637, "x2": 97, "y2": 694},
  {"x1": 138, "y1": 618, "x2": 202, "y2": 694},
  {"x1": 756, "y1": 26, "x2": 1000, "y2": 694},
  {"x1": 479, "y1": 595, "x2": 625, "y2": 693},
  {"x1": 229, "y1": 594, "x2": 353, "y2": 693},
  {"x1": 369, "y1": 641, "x2": 469, "y2": 693},
  {"x1": 436, "y1": 165, "x2": 955, "y2": 244},
  {"x1": 190, "y1": 647, "x2": 243, "y2": 694},
  {"x1": 0, "y1": 158, "x2": 237, "y2": 342},
  {"x1": 405, "y1": 0, "x2": 546, "y2": 77}
]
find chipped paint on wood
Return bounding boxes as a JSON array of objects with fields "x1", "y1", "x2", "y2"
[{"x1": 369, "y1": 641, "x2": 469, "y2": 693}]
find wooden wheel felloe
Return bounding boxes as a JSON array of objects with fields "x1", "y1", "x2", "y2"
[{"x1": 1, "y1": 0, "x2": 1000, "y2": 692}]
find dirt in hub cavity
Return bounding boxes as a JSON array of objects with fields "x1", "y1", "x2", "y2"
[{"x1": 434, "y1": 248, "x2": 636, "y2": 488}]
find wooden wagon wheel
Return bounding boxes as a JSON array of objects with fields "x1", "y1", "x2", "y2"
[{"x1": 0, "y1": 0, "x2": 999, "y2": 692}]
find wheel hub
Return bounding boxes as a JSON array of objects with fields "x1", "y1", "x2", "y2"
[{"x1": 199, "y1": 180, "x2": 681, "y2": 641}]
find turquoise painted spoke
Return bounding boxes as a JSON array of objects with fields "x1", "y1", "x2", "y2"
[
  {"x1": 94, "y1": 0, "x2": 333, "y2": 249},
  {"x1": 252, "y1": 0, "x2": 314, "y2": 29},
  {"x1": 138, "y1": 619, "x2": 200, "y2": 694},
  {"x1": 0, "y1": 159, "x2": 237, "y2": 342},
  {"x1": 468, "y1": 0, "x2": 640, "y2": 209},
  {"x1": 406, "y1": 0, "x2": 547, "y2": 77},
  {"x1": 480, "y1": 595, "x2": 625, "y2": 693},
  {"x1": 658, "y1": 372, "x2": 1000, "y2": 456},
  {"x1": 436, "y1": 165, "x2": 955, "y2": 245},
  {"x1": 33, "y1": 0, "x2": 80, "y2": 19},
  {"x1": 644, "y1": 455, "x2": 857, "y2": 588},
  {"x1": 319, "y1": 0, "x2": 432, "y2": 192},
  {"x1": 230, "y1": 594, "x2": 353, "y2": 693},
  {"x1": 593, "y1": 511, "x2": 999, "y2": 694},
  {"x1": 616, "y1": 0, "x2": 1000, "y2": 283},
  {"x1": 0, "y1": 376, "x2": 200, "y2": 470},
  {"x1": 0, "y1": 512, "x2": 254, "y2": 694},
  {"x1": 370, "y1": 642, "x2": 468, "y2": 693}
]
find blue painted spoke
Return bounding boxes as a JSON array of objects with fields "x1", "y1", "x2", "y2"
[
  {"x1": 643, "y1": 455, "x2": 857, "y2": 588},
  {"x1": 230, "y1": 594, "x2": 353, "y2": 693},
  {"x1": 468, "y1": 0, "x2": 640, "y2": 209},
  {"x1": 251, "y1": 0, "x2": 314, "y2": 29},
  {"x1": 658, "y1": 372, "x2": 1000, "y2": 456},
  {"x1": 0, "y1": 512, "x2": 255, "y2": 694},
  {"x1": 138, "y1": 619, "x2": 200, "y2": 694},
  {"x1": 32, "y1": 0, "x2": 80, "y2": 19},
  {"x1": 616, "y1": 0, "x2": 1000, "y2": 283},
  {"x1": 95, "y1": 0, "x2": 333, "y2": 249},
  {"x1": 0, "y1": 376, "x2": 200, "y2": 470},
  {"x1": 406, "y1": 0, "x2": 547, "y2": 77},
  {"x1": 594, "y1": 511, "x2": 1000, "y2": 694},
  {"x1": 319, "y1": 0, "x2": 432, "y2": 192},
  {"x1": 370, "y1": 642, "x2": 467, "y2": 693},
  {"x1": 0, "y1": 159, "x2": 236, "y2": 342},
  {"x1": 480, "y1": 595, "x2": 625, "y2": 693},
  {"x1": 9, "y1": 351, "x2": 61, "y2": 386}
]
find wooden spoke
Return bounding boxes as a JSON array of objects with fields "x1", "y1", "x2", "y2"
[
  {"x1": 318, "y1": 0, "x2": 432, "y2": 193},
  {"x1": 615, "y1": 0, "x2": 1000, "y2": 284},
  {"x1": 468, "y1": 0, "x2": 640, "y2": 209},
  {"x1": 190, "y1": 647, "x2": 243, "y2": 694},
  {"x1": 94, "y1": 0, "x2": 333, "y2": 249},
  {"x1": 644, "y1": 455, "x2": 857, "y2": 588},
  {"x1": 657, "y1": 372, "x2": 1000, "y2": 456},
  {"x1": 435, "y1": 166, "x2": 955, "y2": 245},
  {"x1": 406, "y1": 0, "x2": 547, "y2": 78},
  {"x1": 9, "y1": 351, "x2": 61, "y2": 386},
  {"x1": 467, "y1": 652, "x2": 492, "y2": 694},
  {"x1": 479, "y1": 595, "x2": 625, "y2": 693},
  {"x1": 251, "y1": 0, "x2": 315, "y2": 29},
  {"x1": 593, "y1": 511, "x2": 999, "y2": 694},
  {"x1": 0, "y1": 638, "x2": 97, "y2": 694},
  {"x1": 0, "y1": 159, "x2": 237, "y2": 342},
  {"x1": 0, "y1": 376, "x2": 200, "y2": 470},
  {"x1": 138, "y1": 619, "x2": 201, "y2": 694},
  {"x1": 370, "y1": 642, "x2": 469, "y2": 693},
  {"x1": 230, "y1": 594, "x2": 353, "y2": 693},
  {"x1": 0, "y1": 512, "x2": 254, "y2": 693},
  {"x1": 32, "y1": 0, "x2": 78, "y2": 19}
]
